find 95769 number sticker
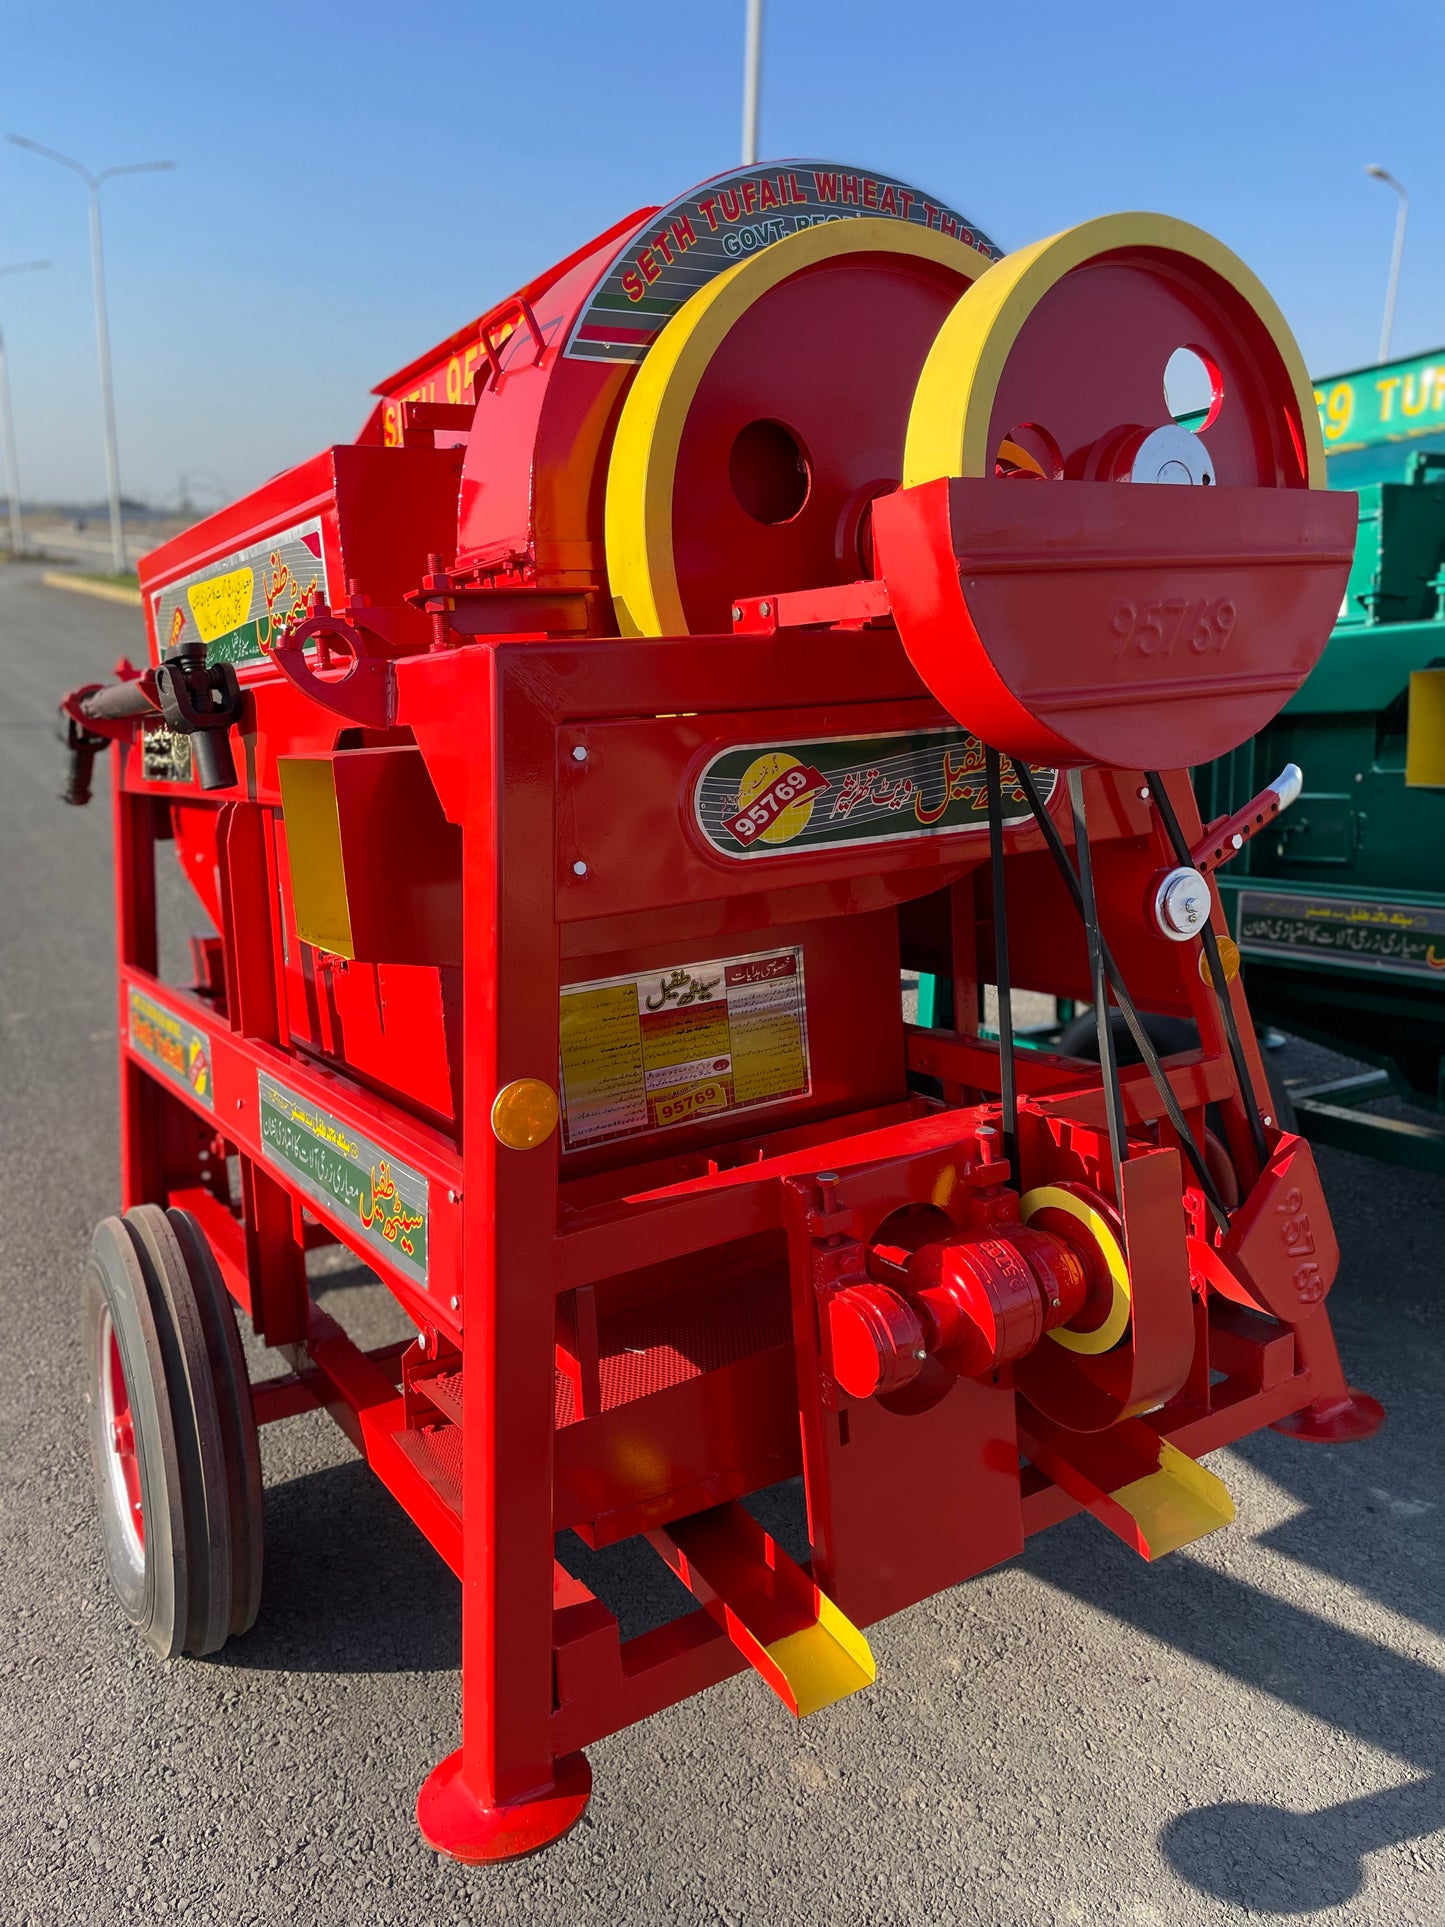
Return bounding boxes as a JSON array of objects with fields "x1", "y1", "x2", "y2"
[{"x1": 693, "y1": 726, "x2": 1055, "y2": 860}]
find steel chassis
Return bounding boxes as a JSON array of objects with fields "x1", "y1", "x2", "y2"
[{"x1": 109, "y1": 619, "x2": 1366, "y2": 1847}]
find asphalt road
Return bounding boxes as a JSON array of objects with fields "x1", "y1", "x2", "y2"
[{"x1": 1, "y1": 561, "x2": 1441, "y2": 1927}]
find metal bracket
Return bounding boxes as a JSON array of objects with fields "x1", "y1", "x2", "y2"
[{"x1": 269, "y1": 599, "x2": 397, "y2": 727}]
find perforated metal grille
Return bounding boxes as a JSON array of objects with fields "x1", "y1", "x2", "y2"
[
  {"x1": 555, "y1": 1272, "x2": 790, "y2": 1427},
  {"x1": 394, "y1": 1421, "x2": 464, "y2": 1512}
]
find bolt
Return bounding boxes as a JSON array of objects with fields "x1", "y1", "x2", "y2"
[
  {"x1": 1051, "y1": 1297, "x2": 1061, "y2": 1309},
  {"x1": 1262, "y1": 1114, "x2": 1274, "y2": 1128},
  {"x1": 1232, "y1": 832, "x2": 1244, "y2": 848},
  {"x1": 447, "y1": 1188, "x2": 458, "y2": 1204},
  {"x1": 816, "y1": 1170, "x2": 839, "y2": 1184},
  {"x1": 572, "y1": 859, "x2": 588, "y2": 877},
  {"x1": 449, "y1": 1295, "x2": 460, "y2": 1311},
  {"x1": 235, "y1": 1098, "x2": 243, "y2": 1111},
  {"x1": 731, "y1": 605, "x2": 743, "y2": 622},
  {"x1": 759, "y1": 601, "x2": 771, "y2": 618},
  {"x1": 571, "y1": 745, "x2": 588, "y2": 763},
  {"x1": 1138, "y1": 785, "x2": 1151, "y2": 801},
  {"x1": 915, "y1": 1348, "x2": 927, "y2": 1361}
]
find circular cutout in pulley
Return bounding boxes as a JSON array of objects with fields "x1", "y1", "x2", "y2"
[{"x1": 606, "y1": 217, "x2": 995, "y2": 637}]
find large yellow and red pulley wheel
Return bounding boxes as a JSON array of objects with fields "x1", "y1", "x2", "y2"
[
  {"x1": 875, "y1": 214, "x2": 1355, "y2": 771},
  {"x1": 606, "y1": 218, "x2": 994, "y2": 637},
  {"x1": 904, "y1": 212, "x2": 1324, "y2": 492}
]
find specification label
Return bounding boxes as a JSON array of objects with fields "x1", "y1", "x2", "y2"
[
  {"x1": 558, "y1": 947, "x2": 810, "y2": 1150},
  {"x1": 257, "y1": 1073, "x2": 429, "y2": 1288}
]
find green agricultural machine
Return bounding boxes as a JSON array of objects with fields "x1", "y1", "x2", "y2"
[{"x1": 1198, "y1": 347, "x2": 1445, "y2": 1174}]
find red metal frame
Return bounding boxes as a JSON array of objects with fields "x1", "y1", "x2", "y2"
[
  {"x1": 78, "y1": 170, "x2": 1383, "y2": 1864},
  {"x1": 100, "y1": 612, "x2": 1376, "y2": 1847}
]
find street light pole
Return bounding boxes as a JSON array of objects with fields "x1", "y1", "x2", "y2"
[
  {"x1": 0, "y1": 260, "x2": 50, "y2": 559},
  {"x1": 1365, "y1": 164, "x2": 1408, "y2": 365},
  {"x1": 86, "y1": 180, "x2": 126, "y2": 573},
  {"x1": 7, "y1": 135, "x2": 174, "y2": 572},
  {"x1": 742, "y1": 0, "x2": 764, "y2": 166}
]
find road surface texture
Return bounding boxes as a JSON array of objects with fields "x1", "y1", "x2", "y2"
[{"x1": 1, "y1": 561, "x2": 1441, "y2": 1927}]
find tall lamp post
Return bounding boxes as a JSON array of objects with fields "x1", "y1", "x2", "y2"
[
  {"x1": 7, "y1": 135, "x2": 174, "y2": 572},
  {"x1": 1365, "y1": 163, "x2": 1408, "y2": 365},
  {"x1": 742, "y1": 0, "x2": 764, "y2": 165},
  {"x1": 0, "y1": 259, "x2": 49, "y2": 558}
]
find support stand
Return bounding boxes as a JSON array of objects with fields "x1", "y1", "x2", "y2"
[{"x1": 416, "y1": 1749, "x2": 592, "y2": 1864}]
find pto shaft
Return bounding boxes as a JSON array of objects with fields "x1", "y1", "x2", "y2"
[{"x1": 827, "y1": 1225, "x2": 1092, "y2": 1400}]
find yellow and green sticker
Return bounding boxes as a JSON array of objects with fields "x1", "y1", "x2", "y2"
[
  {"x1": 127, "y1": 986, "x2": 214, "y2": 1110},
  {"x1": 150, "y1": 517, "x2": 328, "y2": 668}
]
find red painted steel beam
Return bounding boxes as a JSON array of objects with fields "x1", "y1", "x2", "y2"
[{"x1": 291, "y1": 1309, "x2": 462, "y2": 1577}]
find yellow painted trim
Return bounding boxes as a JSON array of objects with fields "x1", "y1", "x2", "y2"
[
  {"x1": 41, "y1": 569, "x2": 142, "y2": 607},
  {"x1": 1405, "y1": 667, "x2": 1445, "y2": 788},
  {"x1": 1020, "y1": 1183, "x2": 1131, "y2": 1354},
  {"x1": 904, "y1": 212, "x2": 1325, "y2": 490},
  {"x1": 605, "y1": 216, "x2": 995, "y2": 637},
  {"x1": 1111, "y1": 1438, "x2": 1235, "y2": 1558},
  {"x1": 764, "y1": 1587, "x2": 876, "y2": 1718},
  {"x1": 277, "y1": 757, "x2": 355, "y2": 959}
]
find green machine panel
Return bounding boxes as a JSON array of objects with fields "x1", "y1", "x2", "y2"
[{"x1": 1198, "y1": 350, "x2": 1445, "y2": 1166}]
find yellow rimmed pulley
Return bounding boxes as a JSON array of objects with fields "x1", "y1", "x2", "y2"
[
  {"x1": 1019, "y1": 1181, "x2": 1131, "y2": 1355},
  {"x1": 903, "y1": 211, "x2": 1326, "y2": 493},
  {"x1": 605, "y1": 216, "x2": 995, "y2": 638}
]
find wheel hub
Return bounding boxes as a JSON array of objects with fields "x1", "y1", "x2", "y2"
[{"x1": 99, "y1": 1308, "x2": 144, "y2": 1559}]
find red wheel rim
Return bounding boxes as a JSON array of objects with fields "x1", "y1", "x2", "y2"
[{"x1": 99, "y1": 1306, "x2": 144, "y2": 1559}]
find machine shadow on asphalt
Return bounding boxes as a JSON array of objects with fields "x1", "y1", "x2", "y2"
[
  {"x1": 1024, "y1": 1517, "x2": 1441, "y2": 1912},
  {"x1": 217, "y1": 1456, "x2": 461, "y2": 1677},
  {"x1": 1019, "y1": 1203, "x2": 1442, "y2": 1921}
]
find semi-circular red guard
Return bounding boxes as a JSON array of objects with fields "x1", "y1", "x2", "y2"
[{"x1": 873, "y1": 478, "x2": 1358, "y2": 769}]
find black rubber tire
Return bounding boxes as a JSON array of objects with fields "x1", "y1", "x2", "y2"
[
  {"x1": 1057, "y1": 1009, "x2": 1200, "y2": 1066},
  {"x1": 83, "y1": 1207, "x2": 264, "y2": 1659},
  {"x1": 123, "y1": 1206, "x2": 235, "y2": 1655},
  {"x1": 168, "y1": 1208, "x2": 264, "y2": 1637},
  {"x1": 83, "y1": 1217, "x2": 191, "y2": 1659}
]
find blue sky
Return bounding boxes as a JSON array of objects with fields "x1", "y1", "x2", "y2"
[{"x1": 3, "y1": 0, "x2": 1444, "y2": 506}]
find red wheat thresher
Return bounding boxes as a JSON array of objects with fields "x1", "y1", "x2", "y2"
[{"x1": 61, "y1": 160, "x2": 1384, "y2": 1862}]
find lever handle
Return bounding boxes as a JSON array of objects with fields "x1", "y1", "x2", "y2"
[{"x1": 1190, "y1": 764, "x2": 1302, "y2": 876}]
